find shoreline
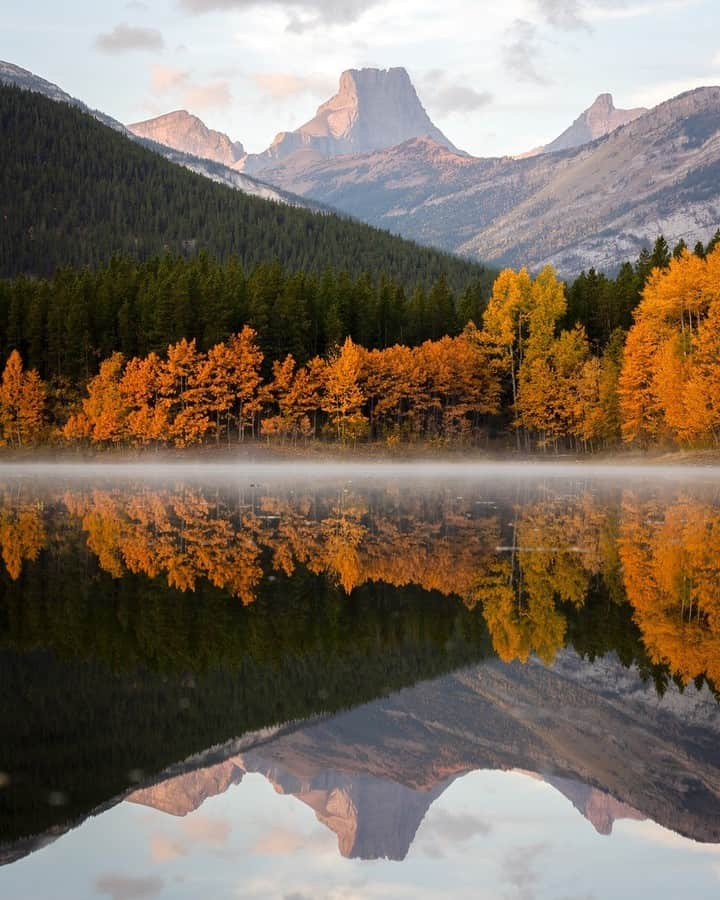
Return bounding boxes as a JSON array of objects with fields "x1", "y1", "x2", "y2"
[{"x1": 0, "y1": 443, "x2": 718, "y2": 466}]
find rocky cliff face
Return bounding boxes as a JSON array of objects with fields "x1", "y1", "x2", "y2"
[
  {"x1": 128, "y1": 110, "x2": 245, "y2": 168},
  {"x1": 127, "y1": 755, "x2": 245, "y2": 817},
  {"x1": 241, "y1": 67, "x2": 461, "y2": 174},
  {"x1": 267, "y1": 86, "x2": 720, "y2": 274},
  {"x1": 542, "y1": 93, "x2": 647, "y2": 153}
]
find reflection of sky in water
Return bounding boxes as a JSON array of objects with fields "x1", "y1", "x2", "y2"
[{"x1": 3, "y1": 770, "x2": 720, "y2": 900}]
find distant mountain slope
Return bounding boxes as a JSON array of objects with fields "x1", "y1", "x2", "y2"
[
  {"x1": 264, "y1": 87, "x2": 720, "y2": 274},
  {"x1": 128, "y1": 109, "x2": 245, "y2": 167},
  {"x1": 0, "y1": 60, "x2": 298, "y2": 206},
  {"x1": 0, "y1": 83, "x2": 488, "y2": 285},
  {"x1": 241, "y1": 67, "x2": 462, "y2": 175}
]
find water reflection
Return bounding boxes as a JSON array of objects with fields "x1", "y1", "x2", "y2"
[
  {"x1": 0, "y1": 467, "x2": 719, "y2": 898},
  {"x1": 1, "y1": 477, "x2": 719, "y2": 684}
]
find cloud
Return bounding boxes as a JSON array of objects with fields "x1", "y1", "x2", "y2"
[
  {"x1": 534, "y1": 0, "x2": 592, "y2": 30},
  {"x1": 95, "y1": 23, "x2": 164, "y2": 53},
  {"x1": 151, "y1": 65, "x2": 190, "y2": 93},
  {"x1": 95, "y1": 875, "x2": 164, "y2": 900},
  {"x1": 177, "y1": 0, "x2": 379, "y2": 31},
  {"x1": 418, "y1": 69, "x2": 493, "y2": 118},
  {"x1": 150, "y1": 834, "x2": 187, "y2": 863},
  {"x1": 534, "y1": 1, "x2": 675, "y2": 31},
  {"x1": 501, "y1": 843, "x2": 548, "y2": 900},
  {"x1": 503, "y1": 20, "x2": 550, "y2": 85},
  {"x1": 183, "y1": 813, "x2": 231, "y2": 844},
  {"x1": 430, "y1": 84, "x2": 493, "y2": 115},
  {"x1": 254, "y1": 827, "x2": 307, "y2": 854},
  {"x1": 252, "y1": 72, "x2": 335, "y2": 100},
  {"x1": 423, "y1": 809, "x2": 492, "y2": 842},
  {"x1": 184, "y1": 80, "x2": 232, "y2": 110},
  {"x1": 147, "y1": 64, "x2": 232, "y2": 112}
]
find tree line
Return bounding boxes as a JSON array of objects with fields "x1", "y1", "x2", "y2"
[
  {"x1": 1, "y1": 241, "x2": 720, "y2": 449},
  {"x1": 0, "y1": 255, "x2": 481, "y2": 385}
]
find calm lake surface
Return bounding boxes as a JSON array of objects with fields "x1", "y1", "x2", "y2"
[{"x1": 0, "y1": 462, "x2": 719, "y2": 900}]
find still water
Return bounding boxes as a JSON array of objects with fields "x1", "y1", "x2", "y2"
[{"x1": 0, "y1": 462, "x2": 719, "y2": 899}]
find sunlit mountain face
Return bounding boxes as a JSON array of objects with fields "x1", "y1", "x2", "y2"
[{"x1": 0, "y1": 466, "x2": 719, "y2": 898}]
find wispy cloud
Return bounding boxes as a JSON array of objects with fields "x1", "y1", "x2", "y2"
[
  {"x1": 503, "y1": 19, "x2": 551, "y2": 84},
  {"x1": 151, "y1": 65, "x2": 190, "y2": 93},
  {"x1": 535, "y1": 0, "x2": 591, "y2": 31},
  {"x1": 148, "y1": 65, "x2": 232, "y2": 111},
  {"x1": 178, "y1": 0, "x2": 379, "y2": 32},
  {"x1": 252, "y1": 71, "x2": 335, "y2": 100},
  {"x1": 95, "y1": 23, "x2": 164, "y2": 53},
  {"x1": 184, "y1": 80, "x2": 232, "y2": 110},
  {"x1": 95, "y1": 875, "x2": 164, "y2": 900}
]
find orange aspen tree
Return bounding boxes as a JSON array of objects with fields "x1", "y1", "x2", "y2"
[
  {"x1": 0, "y1": 350, "x2": 46, "y2": 447},
  {"x1": 120, "y1": 353, "x2": 169, "y2": 445},
  {"x1": 619, "y1": 247, "x2": 720, "y2": 446},
  {"x1": 161, "y1": 339, "x2": 211, "y2": 447},
  {"x1": 63, "y1": 352, "x2": 127, "y2": 444},
  {"x1": 196, "y1": 341, "x2": 237, "y2": 443},
  {"x1": 482, "y1": 267, "x2": 534, "y2": 417},
  {"x1": 226, "y1": 327, "x2": 264, "y2": 442},
  {"x1": 322, "y1": 337, "x2": 367, "y2": 441}
]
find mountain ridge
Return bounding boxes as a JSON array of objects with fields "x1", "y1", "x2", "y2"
[
  {"x1": 128, "y1": 109, "x2": 246, "y2": 168},
  {"x1": 260, "y1": 85, "x2": 720, "y2": 274},
  {"x1": 0, "y1": 60, "x2": 298, "y2": 206}
]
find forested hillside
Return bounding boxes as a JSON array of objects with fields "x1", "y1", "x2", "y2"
[{"x1": 0, "y1": 84, "x2": 488, "y2": 291}]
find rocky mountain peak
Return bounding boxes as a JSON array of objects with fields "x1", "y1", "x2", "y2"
[
  {"x1": 128, "y1": 109, "x2": 245, "y2": 168},
  {"x1": 241, "y1": 66, "x2": 461, "y2": 174},
  {"x1": 543, "y1": 92, "x2": 647, "y2": 153}
]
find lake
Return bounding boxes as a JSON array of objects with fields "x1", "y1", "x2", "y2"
[{"x1": 0, "y1": 462, "x2": 719, "y2": 900}]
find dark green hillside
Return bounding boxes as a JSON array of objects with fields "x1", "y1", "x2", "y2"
[{"x1": 0, "y1": 83, "x2": 489, "y2": 292}]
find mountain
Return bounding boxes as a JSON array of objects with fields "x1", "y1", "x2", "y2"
[
  {"x1": 0, "y1": 81, "x2": 487, "y2": 286},
  {"x1": 542, "y1": 93, "x2": 647, "y2": 154},
  {"x1": 128, "y1": 109, "x2": 246, "y2": 168},
  {"x1": 128, "y1": 756, "x2": 644, "y2": 859},
  {"x1": 0, "y1": 61, "x2": 295, "y2": 205},
  {"x1": 122, "y1": 647, "x2": 720, "y2": 859},
  {"x1": 264, "y1": 87, "x2": 720, "y2": 274},
  {"x1": 241, "y1": 67, "x2": 462, "y2": 175},
  {"x1": 543, "y1": 775, "x2": 645, "y2": 836}
]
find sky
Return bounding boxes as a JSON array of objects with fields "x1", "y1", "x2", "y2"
[{"x1": 4, "y1": 0, "x2": 720, "y2": 157}]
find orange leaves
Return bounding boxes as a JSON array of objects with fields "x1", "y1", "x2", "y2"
[
  {"x1": 0, "y1": 501, "x2": 45, "y2": 580},
  {"x1": 63, "y1": 352, "x2": 127, "y2": 445},
  {"x1": 322, "y1": 338, "x2": 368, "y2": 442},
  {"x1": 619, "y1": 495, "x2": 720, "y2": 685},
  {"x1": 0, "y1": 350, "x2": 46, "y2": 447},
  {"x1": 619, "y1": 246, "x2": 720, "y2": 447},
  {"x1": 63, "y1": 329, "x2": 265, "y2": 448}
]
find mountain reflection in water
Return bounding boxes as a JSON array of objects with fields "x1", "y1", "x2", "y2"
[{"x1": 0, "y1": 467, "x2": 719, "y2": 898}]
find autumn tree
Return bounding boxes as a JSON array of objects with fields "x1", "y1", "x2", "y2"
[
  {"x1": 322, "y1": 338, "x2": 367, "y2": 441},
  {"x1": 119, "y1": 352, "x2": 169, "y2": 445},
  {"x1": 619, "y1": 247, "x2": 720, "y2": 446},
  {"x1": 0, "y1": 350, "x2": 46, "y2": 447},
  {"x1": 63, "y1": 352, "x2": 127, "y2": 444}
]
